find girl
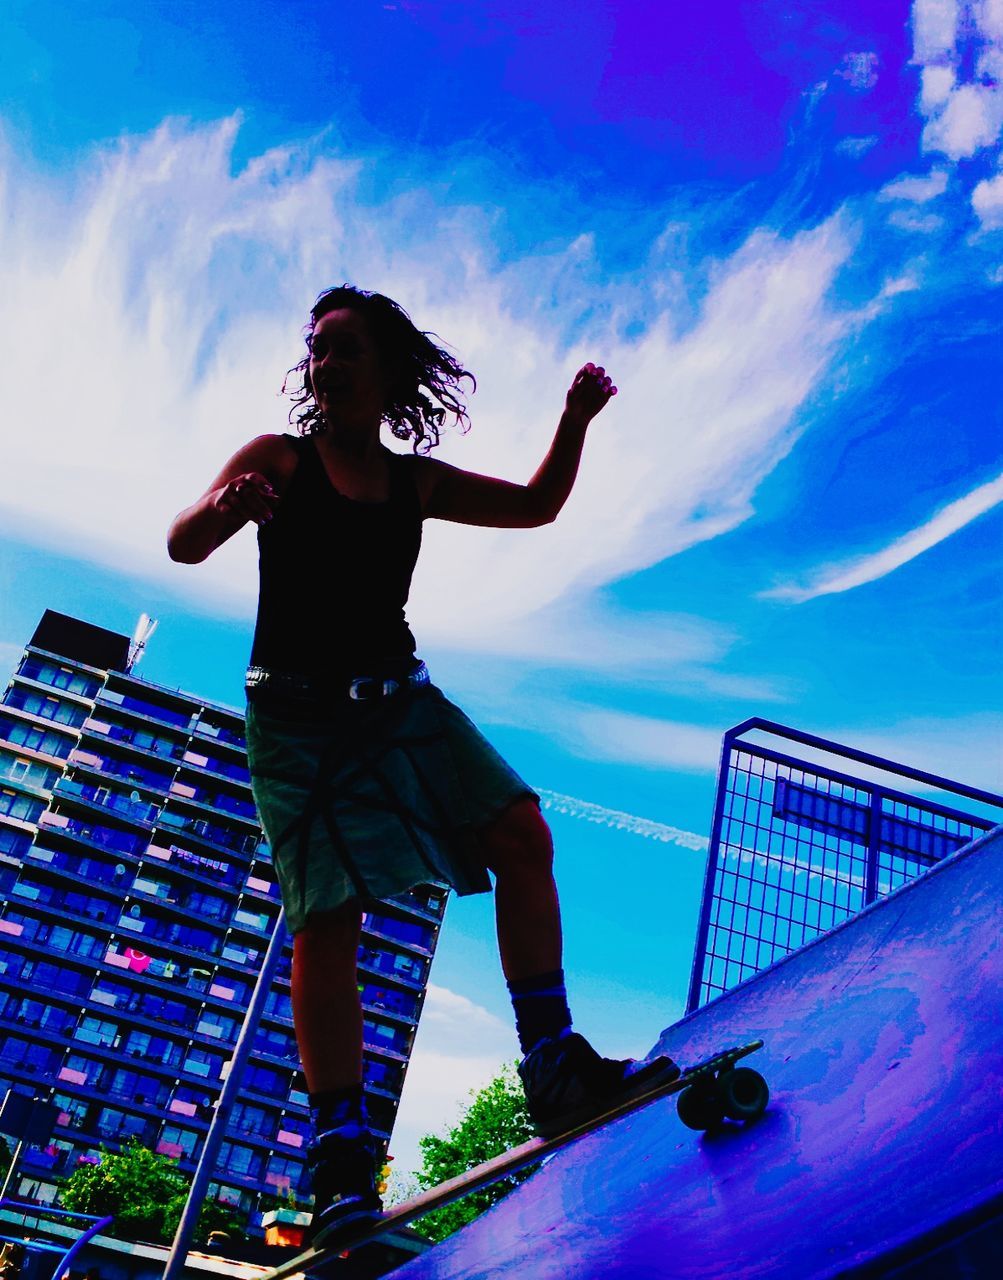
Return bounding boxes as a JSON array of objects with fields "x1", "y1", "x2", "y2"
[{"x1": 168, "y1": 286, "x2": 677, "y2": 1241}]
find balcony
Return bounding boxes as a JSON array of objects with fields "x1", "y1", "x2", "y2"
[
  {"x1": 0, "y1": 699, "x2": 82, "y2": 742},
  {"x1": 227, "y1": 906, "x2": 276, "y2": 940},
  {"x1": 37, "y1": 810, "x2": 147, "y2": 857},
  {"x1": 101, "y1": 943, "x2": 245, "y2": 1009},
  {"x1": 7, "y1": 675, "x2": 94, "y2": 716},
  {"x1": 53, "y1": 777, "x2": 160, "y2": 828},
  {"x1": 68, "y1": 746, "x2": 174, "y2": 794},
  {"x1": 25, "y1": 843, "x2": 136, "y2": 892},
  {"x1": 142, "y1": 839, "x2": 244, "y2": 892},
  {"x1": 80, "y1": 718, "x2": 186, "y2": 764},
  {"x1": 358, "y1": 949, "x2": 425, "y2": 991},
  {"x1": 167, "y1": 781, "x2": 259, "y2": 828},
  {"x1": 362, "y1": 914, "x2": 436, "y2": 959},
  {"x1": 16, "y1": 657, "x2": 101, "y2": 700},
  {"x1": 383, "y1": 889, "x2": 447, "y2": 926},
  {"x1": 155, "y1": 808, "x2": 260, "y2": 858},
  {"x1": 192, "y1": 718, "x2": 247, "y2": 753},
  {"x1": 96, "y1": 688, "x2": 195, "y2": 733},
  {"x1": 180, "y1": 747, "x2": 252, "y2": 789}
]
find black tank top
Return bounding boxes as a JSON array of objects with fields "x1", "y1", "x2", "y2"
[{"x1": 249, "y1": 434, "x2": 422, "y2": 675}]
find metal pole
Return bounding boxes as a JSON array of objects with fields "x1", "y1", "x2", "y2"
[
  {"x1": 163, "y1": 910, "x2": 289, "y2": 1280},
  {"x1": 685, "y1": 729, "x2": 735, "y2": 1013},
  {"x1": 54, "y1": 1214, "x2": 114, "y2": 1280}
]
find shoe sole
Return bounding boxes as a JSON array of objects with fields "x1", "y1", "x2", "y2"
[{"x1": 533, "y1": 1057, "x2": 682, "y2": 1139}]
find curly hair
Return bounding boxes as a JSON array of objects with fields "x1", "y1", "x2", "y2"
[{"x1": 283, "y1": 285, "x2": 475, "y2": 452}]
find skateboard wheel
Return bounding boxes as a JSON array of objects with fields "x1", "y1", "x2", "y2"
[
  {"x1": 676, "y1": 1085, "x2": 725, "y2": 1131},
  {"x1": 718, "y1": 1068, "x2": 769, "y2": 1121}
]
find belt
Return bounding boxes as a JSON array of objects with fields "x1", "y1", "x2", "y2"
[{"x1": 245, "y1": 661, "x2": 430, "y2": 702}]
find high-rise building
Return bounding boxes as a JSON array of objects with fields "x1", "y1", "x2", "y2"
[
  {"x1": 0, "y1": 610, "x2": 447, "y2": 1229},
  {"x1": 687, "y1": 718, "x2": 1003, "y2": 1011}
]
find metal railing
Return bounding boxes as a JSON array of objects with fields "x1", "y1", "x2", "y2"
[{"x1": 687, "y1": 718, "x2": 1003, "y2": 1012}]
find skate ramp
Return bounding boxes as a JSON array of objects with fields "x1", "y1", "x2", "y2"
[{"x1": 394, "y1": 825, "x2": 1003, "y2": 1279}]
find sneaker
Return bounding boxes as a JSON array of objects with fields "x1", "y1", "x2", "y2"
[
  {"x1": 518, "y1": 1029, "x2": 681, "y2": 1138},
  {"x1": 306, "y1": 1122, "x2": 383, "y2": 1244}
]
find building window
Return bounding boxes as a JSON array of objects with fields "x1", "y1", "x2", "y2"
[
  {"x1": 0, "y1": 828, "x2": 30, "y2": 858},
  {"x1": 0, "y1": 716, "x2": 72, "y2": 759},
  {"x1": 218, "y1": 1141, "x2": 263, "y2": 1180},
  {"x1": 0, "y1": 789, "x2": 45, "y2": 823},
  {"x1": 157, "y1": 1123, "x2": 199, "y2": 1160},
  {"x1": 230, "y1": 1102, "x2": 273, "y2": 1139},
  {"x1": 183, "y1": 1046, "x2": 224, "y2": 1080},
  {"x1": 75, "y1": 1017, "x2": 118, "y2": 1049}
]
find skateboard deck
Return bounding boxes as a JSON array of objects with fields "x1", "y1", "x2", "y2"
[{"x1": 259, "y1": 1040, "x2": 766, "y2": 1279}]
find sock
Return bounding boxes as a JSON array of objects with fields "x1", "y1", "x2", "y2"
[
  {"x1": 309, "y1": 1083, "x2": 368, "y2": 1140},
  {"x1": 507, "y1": 969, "x2": 572, "y2": 1054}
]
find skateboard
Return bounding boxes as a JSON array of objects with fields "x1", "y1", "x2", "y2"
[{"x1": 258, "y1": 1040, "x2": 767, "y2": 1279}]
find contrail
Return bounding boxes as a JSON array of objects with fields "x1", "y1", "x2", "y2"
[{"x1": 536, "y1": 789, "x2": 708, "y2": 852}]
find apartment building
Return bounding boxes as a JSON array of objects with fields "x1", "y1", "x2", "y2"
[{"x1": 0, "y1": 610, "x2": 447, "y2": 1231}]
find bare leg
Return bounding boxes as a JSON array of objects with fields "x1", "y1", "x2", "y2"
[
  {"x1": 291, "y1": 899, "x2": 364, "y2": 1093},
  {"x1": 481, "y1": 798, "x2": 563, "y2": 982}
]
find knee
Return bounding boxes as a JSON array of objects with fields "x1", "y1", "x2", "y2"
[
  {"x1": 482, "y1": 799, "x2": 554, "y2": 878},
  {"x1": 294, "y1": 900, "x2": 362, "y2": 969}
]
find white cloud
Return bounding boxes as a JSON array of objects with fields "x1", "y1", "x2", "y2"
[
  {"x1": 390, "y1": 984, "x2": 517, "y2": 1178},
  {"x1": 912, "y1": 0, "x2": 960, "y2": 65},
  {"x1": 920, "y1": 65, "x2": 956, "y2": 115},
  {"x1": 886, "y1": 207, "x2": 946, "y2": 233},
  {"x1": 878, "y1": 170, "x2": 949, "y2": 202},
  {"x1": 763, "y1": 471, "x2": 1003, "y2": 602},
  {"x1": 788, "y1": 712, "x2": 1003, "y2": 796},
  {"x1": 567, "y1": 708, "x2": 723, "y2": 773},
  {"x1": 0, "y1": 642, "x2": 25, "y2": 674},
  {"x1": 835, "y1": 136, "x2": 879, "y2": 158},
  {"x1": 972, "y1": 170, "x2": 1003, "y2": 227},
  {"x1": 0, "y1": 117, "x2": 862, "y2": 668},
  {"x1": 922, "y1": 83, "x2": 1003, "y2": 158},
  {"x1": 976, "y1": 0, "x2": 1003, "y2": 42}
]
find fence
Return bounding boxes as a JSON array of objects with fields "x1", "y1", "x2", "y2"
[{"x1": 686, "y1": 718, "x2": 1003, "y2": 1011}]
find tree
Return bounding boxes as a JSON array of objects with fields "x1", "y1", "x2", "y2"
[
  {"x1": 410, "y1": 1064, "x2": 535, "y2": 1242},
  {"x1": 60, "y1": 1142, "x2": 242, "y2": 1245}
]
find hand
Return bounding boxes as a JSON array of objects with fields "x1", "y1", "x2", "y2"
[
  {"x1": 565, "y1": 363, "x2": 617, "y2": 426},
  {"x1": 213, "y1": 472, "x2": 278, "y2": 526}
]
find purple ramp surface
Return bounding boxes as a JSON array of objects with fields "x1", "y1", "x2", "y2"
[{"x1": 393, "y1": 825, "x2": 1003, "y2": 1279}]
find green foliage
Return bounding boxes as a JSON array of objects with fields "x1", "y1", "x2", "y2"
[
  {"x1": 412, "y1": 1064, "x2": 534, "y2": 1243},
  {"x1": 59, "y1": 1142, "x2": 243, "y2": 1245}
]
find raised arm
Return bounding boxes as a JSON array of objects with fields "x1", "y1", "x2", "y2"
[
  {"x1": 167, "y1": 434, "x2": 286, "y2": 563},
  {"x1": 417, "y1": 363, "x2": 616, "y2": 528}
]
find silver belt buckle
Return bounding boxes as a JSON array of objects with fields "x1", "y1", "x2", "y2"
[{"x1": 348, "y1": 675, "x2": 402, "y2": 701}]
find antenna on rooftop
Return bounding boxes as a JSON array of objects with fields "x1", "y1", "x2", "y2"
[{"x1": 127, "y1": 613, "x2": 159, "y2": 673}]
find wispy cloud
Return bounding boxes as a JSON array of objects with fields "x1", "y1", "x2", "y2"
[
  {"x1": 564, "y1": 708, "x2": 724, "y2": 773},
  {"x1": 878, "y1": 169, "x2": 949, "y2": 202},
  {"x1": 537, "y1": 789, "x2": 707, "y2": 851},
  {"x1": 763, "y1": 471, "x2": 1003, "y2": 602},
  {"x1": 0, "y1": 115, "x2": 863, "y2": 669}
]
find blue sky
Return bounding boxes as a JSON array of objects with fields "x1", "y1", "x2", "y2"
[{"x1": 1, "y1": 1, "x2": 1001, "y2": 1177}]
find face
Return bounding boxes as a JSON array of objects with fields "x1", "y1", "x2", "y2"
[{"x1": 308, "y1": 307, "x2": 386, "y2": 425}]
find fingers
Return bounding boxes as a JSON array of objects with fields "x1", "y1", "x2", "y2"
[
  {"x1": 577, "y1": 363, "x2": 618, "y2": 397},
  {"x1": 218, "y1": 473, "x2": 278, "y2": 525}
]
